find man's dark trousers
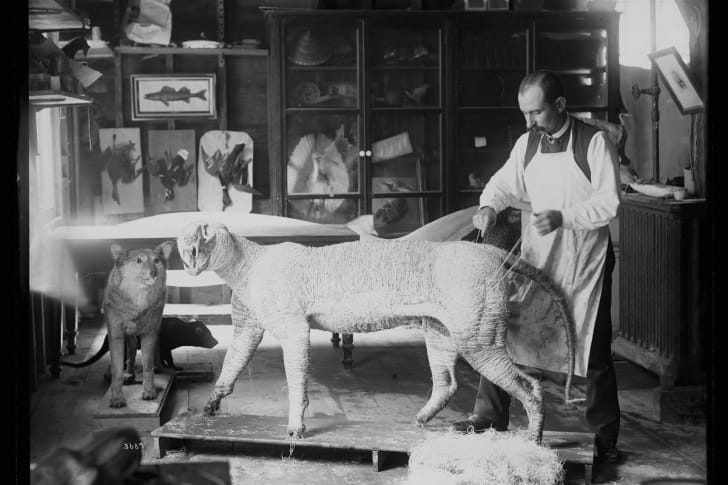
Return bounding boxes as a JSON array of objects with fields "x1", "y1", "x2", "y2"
[{"x1": 470, "y1": 238, "x2": 620, "y2": 445}]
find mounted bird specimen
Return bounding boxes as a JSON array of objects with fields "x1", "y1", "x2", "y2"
[
  {"x1": 201, "y1": 141, "x2": 261, "y2": 210},
  {"x1": 146, "y1": 148, "x2": 194, "y2": 201},
  {"x1": 99, "y1": 133, "x2": 143, "y2": 205},
  {"x1": 288, "y1": 133, "x2": 350, "y2": 221}
]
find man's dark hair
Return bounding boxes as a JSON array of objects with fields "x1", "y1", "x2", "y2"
[{"x1": 519, "y1": 70, "x2": 565, "y2": 104}]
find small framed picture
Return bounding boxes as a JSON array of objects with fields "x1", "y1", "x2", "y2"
[
  {"x1": 130, "y1": 74, "x2": 217, "y2": 120},
  {"x1": 648, "y1": 47, "x2": 704, "y2": 115}
]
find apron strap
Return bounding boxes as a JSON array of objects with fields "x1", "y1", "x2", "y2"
[{"x1": 523, "y1": 117, "x2": 602, "y2": 183}]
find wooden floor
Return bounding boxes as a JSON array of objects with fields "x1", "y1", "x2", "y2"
[{"x1": 28, "y1": 316, "x2": 708, "y2": 484}]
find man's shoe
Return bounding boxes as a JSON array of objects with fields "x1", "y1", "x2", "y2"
[
  {"x1": 594, "y1": 439, "x2": 625, "y2": 465},
  {"x1": 449, "y1": 415, "x2": 507, "y2": 434}
]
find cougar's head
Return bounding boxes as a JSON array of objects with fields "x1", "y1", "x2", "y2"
[{"x1": 177, "y1": 222, "x2": 219, "y2": 275}]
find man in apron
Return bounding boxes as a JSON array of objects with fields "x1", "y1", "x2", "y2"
[{"x1": 450, "y1": 70, "x2": 624, "y2": 465}]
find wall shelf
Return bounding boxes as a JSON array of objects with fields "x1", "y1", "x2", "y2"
[
  {"x1": 114, "y1": 46, "x2": 268, "y2": 57},
  {"x1": 29, "y1": 90, "x2": 93, "y2": 107}
]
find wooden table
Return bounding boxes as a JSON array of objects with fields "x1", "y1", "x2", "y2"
[{"x1": 47, "y1": 212, "x2": 359, "y2": 378}]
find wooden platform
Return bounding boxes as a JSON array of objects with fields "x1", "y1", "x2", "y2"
[
  {"x1": 174, "y1": 362, "x2": 215, "y2": 382},
  {"x1": 134, "y1": 461, "x2": 231, "y2": 484},
  {"x1": 95, "y1": 372, "x2": 175, "y2": 461},
  {"x1": 152, "y1": 412, "x2": 595, "y2": 482}
]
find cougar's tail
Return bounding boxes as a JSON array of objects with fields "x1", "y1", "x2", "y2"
[
  {"x1": 59, "y1": 335, "x2": 110, "y2": 368},
  {"x1": 500, "y1": 250, "x2": 582, "y2": 405}
]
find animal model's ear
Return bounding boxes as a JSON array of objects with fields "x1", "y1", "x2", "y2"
[
  {"x1": 155, "y1": 240, "x2": 176, "y2": 261},
  {"x1": 200, "y1": 223, "x2": 216, "y2": 243},
  {"x1": 110, "y1": 244, "x2": 128, "y2": 262}
]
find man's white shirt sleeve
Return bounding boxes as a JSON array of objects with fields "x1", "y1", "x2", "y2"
[{"x1": 479, "y1": 133, "x2": 531, "y2": 213}]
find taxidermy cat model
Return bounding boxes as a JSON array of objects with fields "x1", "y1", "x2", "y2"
[
  {"x1": 177, "y1": 222, "x2": 577, "y2": 444},
  {"x1": 60, "y1": 317, "x2": 218, "y2": 372},
  {"x1": 101, "y1": 241, "x2": 174, "y2": 408}
]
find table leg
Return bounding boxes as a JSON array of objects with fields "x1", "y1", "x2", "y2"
[
  {"x1": 63, "y1": 304, "x2": 78, "y2": 355},
  {"x1": 64, "y1": 272, "x2": 81, "y2": 355},
  {"x1": 43, "y1": 295, "x2": 62, "y2": 379},
  {"x1": 342, "y1": 333, "x2": 354, "y2": 369}
]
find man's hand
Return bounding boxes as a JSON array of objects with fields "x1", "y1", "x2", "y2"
[
  {"x1": 473, "y1": 206, "x2": 496, "y2": 232},
  {"x1": 531, "y1": 210, "x2": 563, "y2": 235}
]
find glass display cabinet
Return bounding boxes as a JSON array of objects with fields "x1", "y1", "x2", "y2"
[
  {"x1": 268, "y1": 12, "x2": 445, "y2": 237},
  {"x1": 454, "y1": 20, "x2": 529, "y2": 210},
  {"x1": 265, "y1": 9, "x2": 620, "y2": 232}
]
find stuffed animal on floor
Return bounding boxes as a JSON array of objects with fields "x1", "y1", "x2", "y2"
[
  {"x1": 177, "y1": 221, "x2": 578, "y2": 443},
  {"x1": 102, "y1": 242, "x2": 174, "y2": 408},
  {"x1": 60, "y1": 317, "x2": 218, "y2": 374}
]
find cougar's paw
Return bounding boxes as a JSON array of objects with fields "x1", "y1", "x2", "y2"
[
  {"x1": 287, "y1": 424, "x2": 306, "y2": 439},
  {"x1": 109, "y1": 396, "x2": 127, "y2": 408},
  {"x1": 141, "y1": 388, "x2": 157, "y2": 400},
  {"x1": 414, "y1": 417, "x2": 427, "y2": 428},
  {"x1": 203, "y1": 400, "x2": 219, "y2": 416}
]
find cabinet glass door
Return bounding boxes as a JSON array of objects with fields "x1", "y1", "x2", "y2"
[
  {"x1": 283, "y1": 20, "x2": 362, "y2": 224},
  {"x1": 535, "y1": 23, "x2": 609, "y2": 118},
  {"x1": 455, "y1": 25, "x2": 527, "y2": 210},
  {"x1": 368, "y1": 24, "x2": 443, "y2": 237}
]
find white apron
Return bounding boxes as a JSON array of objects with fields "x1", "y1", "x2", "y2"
[{"x1": 514, "y1": 129, "x2": 609, "y2": 377}]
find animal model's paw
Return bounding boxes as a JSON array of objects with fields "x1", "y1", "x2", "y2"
[
  {"x1": 109, "y1": 396, "x2": 127, "y2": 408},
  {"x1": 414, "y1": 418, "x2": 427, "y2": 428},
  {"x1": 141, "y1": 388, "x2": 157, "y2": 400},
  {"x1": 287, "y1": 424, "x2": 306, "y2": 439},
  {"x1": 204, "y1": 400, "x2": 220, "y2": 416}
]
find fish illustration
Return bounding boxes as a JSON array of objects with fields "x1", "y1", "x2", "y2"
[
  {"x1": 144, "y1": 86, "x2": 207, "y2": 106},
  {"x1": 100, "y1": 133, "x2": 142, "y2": 205}
]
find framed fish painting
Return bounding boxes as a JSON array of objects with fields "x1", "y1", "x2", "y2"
[
  {"x1": 98, "y1": 128, "x2": 144, "y2": 215},
  {"x1": 130, "y1": 73, "x2": 217, "y2": 120}
]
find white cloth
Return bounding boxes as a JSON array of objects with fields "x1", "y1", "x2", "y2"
[{"x1": 480, "y1": 119, "x2": 621, "y2": 376}]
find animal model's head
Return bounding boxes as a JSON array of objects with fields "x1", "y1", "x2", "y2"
[
  {"x1": 175, "y1": 318, "x2": 219, "y2": 348},
  {"x1": 177, "y1": 222, "x2": 228, "y2": 275},
  {"x1": 110, "y1": 241, "x2": 175, "y2": 287}
]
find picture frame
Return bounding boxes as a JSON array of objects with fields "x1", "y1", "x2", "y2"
[
  {"x1": 648, "y1": 47, "x2": 704, "y2": 115},
  {"x1": 130, "y1": 74, "x2": 217, "y2": 120}
]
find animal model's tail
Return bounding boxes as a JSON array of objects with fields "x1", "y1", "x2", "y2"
[
  {"x1": 60, "y1": 336, "x2": 109, "y2": 368},
  {"x1": 500, "y1": 250, "x2": 583, "y2": 406}
]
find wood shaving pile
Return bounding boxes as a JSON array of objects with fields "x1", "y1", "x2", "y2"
[{"x1": 406, "y1": 429, "x2": 564, "y2": 485}]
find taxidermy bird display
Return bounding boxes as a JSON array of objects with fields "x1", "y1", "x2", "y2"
[
  {"x1": 374, "y1": 179, "x2": 414, "y2": 226},
  {"x1": 404, "y1": 84, "x2": 431, "y2": 105},
  {"x1": 201, "y1": 141, "x2": 261, "y2": 210},
  {"x1": 100, "y1": 133, "x2": 143, "y2": 205},
  {"x1": 288, "y1": 132, "x2": 350, "y2": 221},
  {"x1": 146, "y1": 148, "x2": 194, "y2": 201},
  {"x1": 468, "y1": 172, "x2": 486, "y2": 189}
]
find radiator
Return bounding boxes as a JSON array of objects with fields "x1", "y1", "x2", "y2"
[{"x1": 615, "y1": 194, "x2": 706, "y2": 387}]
